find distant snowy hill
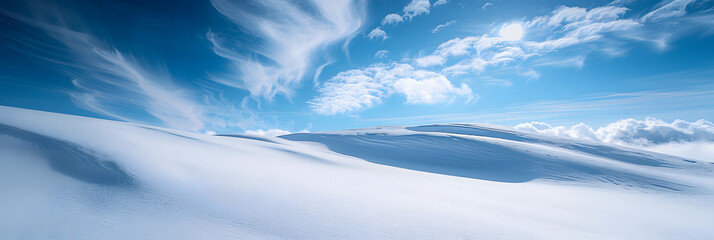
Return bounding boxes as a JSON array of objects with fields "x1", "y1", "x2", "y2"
[{"x1": 1, "y1": 106, "x2": 713, "y2": 239}]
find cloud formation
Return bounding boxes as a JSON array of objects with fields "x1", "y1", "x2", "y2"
[
  {"x1": 405, "y1": 0, "x2": 713, "y2": 82},
  {"x1": 403, "y1": 0, "x2": 431, "y2": 20},
  {"x1": 381, "y1": 13, "x2": 404, "y2": 25},
  {"x1": 641, "y1": 0, "x2": 697, "y2": 22},
  {"x1": 380, "y1": 0, "x2": 448, "y2": 27},
  {"x1": 316, "y1": 1, "x2": 714, "y2": 115},
  {"x1": 310, "y1": 63, "x2": 473, "y2": 115},
  {"x1": 374, "y1": 50, "x2": 390, "y2": 58},
  {"x1": 515, "y1": 117, "x2": 714, "y2": 161},
  {"x1": 0, "y1": 6, "x2": 272, "y2": 133},
  {"x1": 0, "y1": 8, "x2": 206, "y2": 131},
  {"x1": 432, "y1": 20, "x2": 456, "y2": 33},
  {"x1": 368, "y1": 27, "x2": 389, "y2": 40},
  {"x1": 434, "y1": 0, "x2": 448, "y2": 7},
  {"x1": 524, "y1": 5, "x2": 639, "y2": 51},
  {"x1": 209, "y1": 0, "x2": 366, "y2": 100},
  {"x1": 515, "y1": 117, "x2": 714, "y2": 145},
  {"x1": 244, "y1": 129, "x2": 292, "y2": 137}
]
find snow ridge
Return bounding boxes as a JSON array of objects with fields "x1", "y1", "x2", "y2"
[{"x1": 2, "y1": 106, "x2": 713, "y2": 239}]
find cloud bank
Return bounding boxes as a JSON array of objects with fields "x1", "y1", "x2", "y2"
[
  {"x1": 515, "y1": 117, "x2": 714, "y2": 162},
  {"x1": 516, "y1": 117, "x2": 714, "y2": 145}
]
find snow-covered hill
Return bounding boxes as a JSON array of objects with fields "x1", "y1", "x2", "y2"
[{"x1": 1, "y1": 106, "x2": 713, "y2": 239}]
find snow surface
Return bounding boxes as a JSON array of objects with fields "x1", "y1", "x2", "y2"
[{"x1": 1, "y1": 106, "x2": 713, "y2": 239}]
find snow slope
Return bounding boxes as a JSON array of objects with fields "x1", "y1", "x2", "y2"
[{"x1": 1, "y1": 106, "x2": 713, "y2": 239}]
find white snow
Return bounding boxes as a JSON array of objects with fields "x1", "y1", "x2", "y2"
[{"x1": 1, "y1": 106, "x2": 713, "y2": 239}]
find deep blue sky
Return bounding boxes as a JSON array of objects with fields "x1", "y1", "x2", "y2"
[{"x1": 1, "y1": 0, "x2": 713, "y2": 133}]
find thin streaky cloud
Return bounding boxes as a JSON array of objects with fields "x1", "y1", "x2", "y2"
[
  {"x1": 374, "y1": 50, "x2": 390, "y2": 58},
  {"x1": 208, "y1": 0, "x2": 367, "y2": 100},
  {"x1": 432, "y1": 20, "x2": 456, "y2": 33},
  {"x1": 434, "y1": 0, "x2": 448, "y2": 7},
  {"x1": 641, "y1": 0, "x2": 697, "y2": 22},
  {"x1": 0, "y1": 8, "x2": 205, "y2": 131}
]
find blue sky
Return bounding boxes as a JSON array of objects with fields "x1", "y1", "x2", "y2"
[{"x1": 1, "y1": 0, "x2": 714, "y2": 134}]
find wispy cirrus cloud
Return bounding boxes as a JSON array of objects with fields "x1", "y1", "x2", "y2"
[
  {"x1": 374, "y1": 50, "x2": 390, "y2": 59},
  {"x1": 641, "y1": 0, "x2": 697, "y2": 22},
  {"x1": 208, "y1": 0, "x2": 367, "y2": 100},
  {"x1": 0, "y1": 6, "x2": 264, "y2": 133},
  {"x1": 432, "y1": 20, "x2": 456, "y2": 33},
  {"x1": 434, "y1": 0, "x2": 448, "y2": 7},
  {"x1": 530, "y1": 56, "x2": 586, "y2": 69},
  {"x1": 0, "y1": 8, "x2": 206, "y2": 131}
]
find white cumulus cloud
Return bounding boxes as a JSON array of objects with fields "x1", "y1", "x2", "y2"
[
  {"x1": 515, "y1": 118, "x2": 714, "y2": 162},
  {"x1": 516, "y1": 118, "x2": 714, "y2": 145},
  {"x1": 310, "y1": 63, "x2": 473, "y2": 115},
  {"x1": 515, "y1": 117, "x2": 714, "y2": 162},
  {"x1": 393, "y1": 74, "x2": 472, "y2": 104}
]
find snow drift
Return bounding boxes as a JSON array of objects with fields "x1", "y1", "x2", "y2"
[{"x1": 1, "y1": 106, "x2": 713, "y2": 239}]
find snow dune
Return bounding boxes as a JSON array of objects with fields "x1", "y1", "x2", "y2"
[{"x1": 1, "y1": 106, "x2": 713, "y2": 239}]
